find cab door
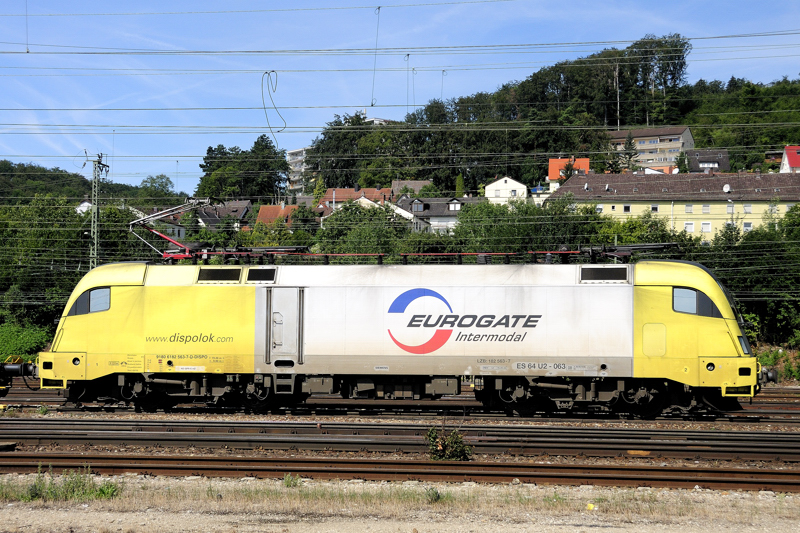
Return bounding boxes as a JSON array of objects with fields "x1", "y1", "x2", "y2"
[{"x1": 270, "y1": 287, "x2": 304, "y2": 364}]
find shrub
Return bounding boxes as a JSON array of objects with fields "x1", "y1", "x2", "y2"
[
  {"x1": 0, "y1": 324, "x2": 51, "y2": 358},
  {"x1": 425, "y1": 427, "x2": 472, "y2": 461},
  {"x1": 283, "y1": 473, "x2": 301, "y2": 488}
]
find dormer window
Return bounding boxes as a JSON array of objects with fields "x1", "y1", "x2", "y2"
[
  {"x1": 412, "y1": 201, "x2": 423, "y2": 213},
  {"x1": 449, "y1": 202, "x2": 461, "y2": 211}
]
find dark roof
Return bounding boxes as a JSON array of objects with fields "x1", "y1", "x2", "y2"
[
  {"x1": 607, "y1": 126, "x2": 690, "y2": 141},
  {"x1": 197, "y1": 200, "x2": 251, "y2": 227},
  {"x1": 391, "y1": 180, "x2": 431, "y2": 196},
  {"x1": 395, "y1": 197, "x2": 485, "y2": 218},
  {"x1": 687, "y1": 149, "x2": 730, "y2": 172},
  {"x1": 549, "y1": 172, "x2": 800, "y2": 202}
]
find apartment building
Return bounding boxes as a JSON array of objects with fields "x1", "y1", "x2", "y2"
[
  {"x1": 608, "y1": 126, "x2": 694, "y2": 173},
  {"x1": 287, "y1": 147, "x2": 311, "y2": 195},
  {"x1": 550, "y1": 172, "x2": 800, "y2": 239}
]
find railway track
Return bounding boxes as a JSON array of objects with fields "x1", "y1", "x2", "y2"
[
  {"x1": 1, "y1": 452, "x2": 798, "y2": 492},
  {"x1": 4, "y1": 379, "x2": 800, "y2": 423},
  {"x1": 2, "y1": 418, "x2": 800, "y2": 462}
]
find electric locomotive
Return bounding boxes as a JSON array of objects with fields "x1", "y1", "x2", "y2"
[{"x1": 31, "y1": 259, "x2": 762, "y2": 416}]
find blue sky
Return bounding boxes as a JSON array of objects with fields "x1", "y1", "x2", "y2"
[{"x1": 1, "y1": 0, "x2": 799, "y2": 195}]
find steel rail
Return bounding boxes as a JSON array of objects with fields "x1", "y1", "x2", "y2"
[
  {"x1": 2, "y1": 419, "x2": 800, "y2": 461},
  {"x1": 1, "y1": 452, "x2": 799, "y2": 492}
]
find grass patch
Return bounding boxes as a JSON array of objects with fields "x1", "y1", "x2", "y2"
[{"x1": 0, "y1": 466, "x2": 122, "y2": 503}]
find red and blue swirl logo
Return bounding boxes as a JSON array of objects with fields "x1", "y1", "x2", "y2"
[{"x1": 387, "y1": 288, "x2": 453, "y2": 354}]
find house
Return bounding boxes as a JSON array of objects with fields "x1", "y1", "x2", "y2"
[
  {"x1": 196, "y1": 200, "x2": 251, "y2": 231},
  {"x1": 547, "y1": 158, "x2": 590, "y2": 191},
  {"x1": 780, "y1": 146, "x2": 800, "y2": 174},
  {"x1": 318, "y1": 187, "x2": 391, "y2": 209},
  {"x1": 549, "y1": 172, "x2": 800, "y2": 238},
  {"x1": 395, "y1": 196, "x2": 485, "y2": 233},
  {"x1": 256, "y1": 204, "x2": 299, "y2": 227},
  {"x1": 608, "y1": 126, "x2": 694, "y2": 172},
  {"x1": 687, "y1": 149, "x2": 730, "y2": 173},
  {"x1": 391, "y1": 179, "x2": 431, "y2": 197},
  {"x1": 286, "y1": 147, "x2": 311, "y2": 195},
  {"x1": 485, "y1": 176, "x2": 527, "y2": 204},
  {"x1": 529, "y1": 185, "x2": 551, "y2": 207},
  {"x1": 125, "y1": 205, "x2": 186, "y2": 239}
]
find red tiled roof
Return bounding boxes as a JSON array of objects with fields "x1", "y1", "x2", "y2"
[
  {"x1": 548, "y1": 158, "x2": 591, "y2": 182},
  {"x1": 256, "y1": 204, "x2": 298, "y2": 226},
  {"x1": 785, "y1": 146, "x2": 800, "y2": 168},
  {"x1": 319, "y1": 188, "x2": 389, "y2": 204}
]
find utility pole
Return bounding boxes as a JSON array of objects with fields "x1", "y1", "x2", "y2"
[
  {"x1": 615, "y1": 62, "x2": 620, "y2": 130},
  {"x1": 89, "y1": 153, "x2": 109, "y2": 270}
]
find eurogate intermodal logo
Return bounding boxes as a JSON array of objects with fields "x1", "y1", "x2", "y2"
[
  {"x1": 387, "y1": 288, "x2": 453, "y2": 354},
  {"x1": 387, "y1": 288, "x2": 542, "y2": 354}
]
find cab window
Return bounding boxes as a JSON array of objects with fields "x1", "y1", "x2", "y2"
[
  {"x1": 673, "y1": 287, "x2": 723, "y2": 318},
  {"x1": 67, "y1": 287, "x2": 110, "y2": 316}
]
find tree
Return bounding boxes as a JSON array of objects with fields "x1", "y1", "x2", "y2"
[
  {"x1": 138, "y1": 174, "x2": 180, "y2": 204},
  {"x1": 676, "y1": 152, "x2": 689, "y2": 173},
  {"x1": 306, "y1": 112, "x2": 371, "y2": 188},
  {"x1": 196, "y1": 135, "x2": 288, "y2": 200},
  {"x1": 196, "y1": 166, "x2": 239, "y2": 198},
  {"x1": 312, "y1": 179, "x2": 326, "y2": 204},
  {"x1": 559, "y1": 160, "x2": 576, "y2": 183},
  {"x1": 620, "y1": 132, "x2": 639, "y2": 171},
  {"x1": 416, "y1": 184, "x2": 443, "y2": 198},
  {"x1": 314, "y1": 203, "x2": 408, "y2": 256},
  {"x1": 455, "y1": 174, "x2": 465, "y2": 197},
  {"x1": 289, "y1": 205, "x2": 320, "y2": 235}
]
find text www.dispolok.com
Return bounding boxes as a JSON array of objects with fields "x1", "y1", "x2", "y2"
[{"x1": 145, "y1": 333, "x2": 234, "y2": 344}]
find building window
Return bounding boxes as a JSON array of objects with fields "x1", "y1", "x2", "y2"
[
  {"x1": 702, "y1": 204, "x2": 711, "y2": 214},
  {"x1": 769, "y1": 205, "x2": 777, "y2": 214},
  {"x1": 638, "y1": 140, "x2": 646, "y2": 145},
  {"x1": 684, "y1": 222, "x2": 694, "y2": 232},
  {"x1": 701, "y1": 222, "x2": 712, "y2": 233},
  {"x1": 727, "y1": 204, "x2": 734, "y2": 214},
  {"x1": 494, "y1": 190, "x2": 500, "y2": 197},
  {"x1": 649, "y1": 139, "x2": 658, "y2": 144},
  {"x1": 685, "y1": 205, "x2": 693, "y2": 214},
  {"x1": 743, "y1": 222, "x2": 753, "y2": 232},
  {"x1": 449, "y1": 203, "x2": 461, "y2": 211},
  {"x1": 595, "y1": 205, "x2": 603, "y2": 213},
  {"x1": 412, "y1": 203, "x2": 423, "y2": 212},
  {"x1": 651, "y1": 205, "x2": 659, "y2": 213},
  {"x1": 511, "y1": 190, "x2": 517, "y2": 197},
  {"x1": 744, "y1": 204, "x2": 752, "y2": 214},
  {"x1": 623, "y1": 205, "x2": 631, "y2": 213},
  {"x1": 611, "y1": 205, "x2": 616, "y2": 211}
]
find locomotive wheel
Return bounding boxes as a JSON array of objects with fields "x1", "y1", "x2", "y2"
[{"x1": 614, "y1": 383, "x2": 666, "y2": 419}]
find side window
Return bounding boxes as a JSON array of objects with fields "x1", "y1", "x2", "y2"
[
  {"x1": 673, "y1": 287, "x2": 723, "y2": 318},
  {"x1": 673, "y1": 288, "x2": 696, "y2": 314},
  {"x1": 68, "y1": 287, "x2": 111, "y2": 316}
]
